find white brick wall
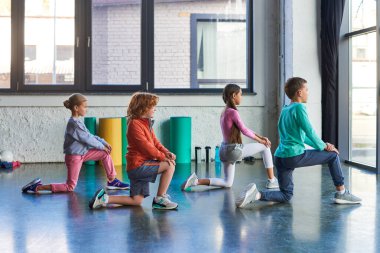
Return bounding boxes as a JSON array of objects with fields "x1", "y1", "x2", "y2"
[{"x1": 92, "y1": 5, "x2": 141, "y2": 84}]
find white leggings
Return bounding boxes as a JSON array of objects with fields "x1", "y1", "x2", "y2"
[{"x1": 209, "y1": 143, "x2": 274, "y2": 187}]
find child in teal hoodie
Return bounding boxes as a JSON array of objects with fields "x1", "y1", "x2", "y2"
[{"x1": 236, "y1": 77, "x2": 361, "y2": 208}]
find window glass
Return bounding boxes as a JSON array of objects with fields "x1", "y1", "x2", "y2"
[
  {"x1": 350, "y1": 32, "x2": 376, "y2": 166},
  {"x1": 154, "y1": 0, "x2": 247, "y2": 89},
  {"x1": 0, "y1": 0, "x2": 11, "y2": 89},
  {"x1": 351, "y1": 0, "x2": 376, "y2": 31},
  {"x1": 92, "y1": 0, "x2": 141, "y2": 86},
  {"x1": 24, "y1": 0, "x2": 75, "y2": 85}
]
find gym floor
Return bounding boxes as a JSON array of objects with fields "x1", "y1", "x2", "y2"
[{"x1": 1, "y1": 160, "x2": 379, "y2": 253}]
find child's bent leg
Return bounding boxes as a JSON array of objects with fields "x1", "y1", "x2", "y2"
[
  {"x1": 260, "y1": 159, "x2": 295, "y2": 202},
  {"x1": 326, "y1": 153, "x2": 345, "y2": 189},
  {"x1": 208, "y1": 162, "x2": 236, "y2": 187},
  {"x1": 242, "y1": 143, "x2": 276, "y2": 179},
  {"x1": 261, "y1": 148, "x2": 276, "y2": 180},
  {"x1": 157, "y1": 161, "x2": 175, "y2": 196},
  {"x1": 297, "y1": 150, "x2": 345, "y2": 189},
  {"x1": 83, "y1": 149, "x2": 117, "y2": 182},
  {"x1": 50, "y1": 155, "x2": 83, "y2": 193},
  {"x1": 37, "y1": 184, "x2": 52, "y2": 191},
  {"x1": 108, "y1": 194, "x2": 144, "y2": 206}
]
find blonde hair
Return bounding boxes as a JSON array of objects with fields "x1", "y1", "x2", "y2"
[
  {"x1": 63, "y1": 93, "x2": 87, "y2": 111},
  {"x1": 127, "y1": 92, "x2": 159, "y2": 119},
  {"x1": 222, "y1": 84, "x2": 242, "y2": 144}
]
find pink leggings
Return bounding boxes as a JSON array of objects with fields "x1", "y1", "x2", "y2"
[{"x1": 51, "y1": 149, "x2": 117, "y2": 192}]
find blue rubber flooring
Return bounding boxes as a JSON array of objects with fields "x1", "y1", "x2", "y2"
[{"x1": 1, "y1": 160, "x2": 379, "y2": 253}]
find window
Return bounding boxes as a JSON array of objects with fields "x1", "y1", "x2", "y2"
[
  {"x1": 191, "y1": 14, "x2": 246, "y2": 89},
  {"x1": 351, "y1": 0, "x2": 376, "y2": 31},
  {"x1": 1, "y1": 0, "x2": 253, "y2": 93},
  {"x1": 25, "y1": 45, "x2": 36, "y2": 61},
  {"x1": 24, "y1": 0, "x2": 75, "y2": 86},
  {"x1": 0, "y1": 0, "x2": 11, "y2": 89},
  {"x1": 154, "y1": 0, "x2": 250, "y2": 90},
  {"x1": 343, "y1": 0, "x2": 377, "y2": 168},
  {"x1": 57, "y1": 45, "x2": 74, "y2": 61},
  {"x1": 91, "y1": 0, "x2": 141, "y2": 87},
  {"x1": 355, "y1": 48, "x2": 366, "y2": 60},
  {"x1": 350, "y1": 33, "x2": 376, "y2": 167}
]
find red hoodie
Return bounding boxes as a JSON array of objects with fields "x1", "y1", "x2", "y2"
[{"x1": 126, "y1": 118, "x2": 168, "y2": 171}]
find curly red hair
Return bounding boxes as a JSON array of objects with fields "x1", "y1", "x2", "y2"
[{"x1": 127, "y1": 92, "x2": 159, "y2": 119}]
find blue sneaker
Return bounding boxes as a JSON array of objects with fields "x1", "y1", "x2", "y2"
[
  {"x1": 22, "y1": 178, "x2": 42, "y2": 193},
  {"x1": 106, "y1": 178, "x2": 130, "y2": 190}
]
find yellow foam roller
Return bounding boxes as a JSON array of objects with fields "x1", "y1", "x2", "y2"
[{"x1": 98, "y1": 118, "x2": 122, "y2": 166}]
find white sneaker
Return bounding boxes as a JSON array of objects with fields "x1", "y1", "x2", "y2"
[
  {"x1": 333, "y1": 190, "x2": 362, "y2": 204},
  {"x1": 266, "y1": 178, "x2": 279, "y2": 189},
  {"x1": 89, "y1": 188, "x2": 108, "y2": 209},
  {"x1": 182, "y1": 172, "x2": 198, "y2": 191},
  {"x1": 236, "y1": 183, "x2": 259, "y2": 208},
  {"x1": 153, "y1": 194, "x2": 178, "y2": 210}
]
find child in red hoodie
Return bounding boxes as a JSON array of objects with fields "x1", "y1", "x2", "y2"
[{"x1": 89, "y1": 92, "x2": 178, "y2": 210}]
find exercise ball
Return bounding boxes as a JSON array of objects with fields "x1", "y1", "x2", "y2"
[{"x1": 0, "y1": 150, "x2": 13, "y2": 162}]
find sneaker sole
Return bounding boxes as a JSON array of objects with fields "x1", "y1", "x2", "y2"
[
  {"x1": 266, "y1": 184, "x2": 279, "y2": 189},
  {"x1": 106, "y1": 186, "x2": 130, "y2": 190},
  {"x1": 152, "y1": 203, "x2": 178, "y2": 210},
  {"x1": 182, "y1": 173, "x2": 197, "y2": 191},
  {"x1": 333, "y1": 198, "x2": 361, "y2": 204},
  {"x1": 22, "y1": 178, "x2": 41, "y2": 193},
  {"x1": 236, "y1": 183, "x2": 257, "y2": 208},
  {"x1": 89, "y1": 188, "x2": 105, "y2": 209}
]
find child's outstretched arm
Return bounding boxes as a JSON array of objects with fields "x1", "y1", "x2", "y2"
[
  {"x1": 149, "y1": 126, "x2": 175, "y2": 160},
  {"x1": 151, "y1": 131, "x2": 173, "y2": 157},
  {"x1": 129, "y1": 123, "x2": 167, "y2": 161},
  {"x1": 230, "y1": 109, "x2": 271, "y2": 147},
  {"x1": 230, "y1": 109, "x2": 256, "y2": 139},
  {"x1": 70, "y1": 122, "x2": 105, "y2": 150},
  {"x1": 253, "y1": 133, "x2": 271, "y2": 148},
  {"x1": 297, "y1": 104, "x2": 326, "y2": 151}
]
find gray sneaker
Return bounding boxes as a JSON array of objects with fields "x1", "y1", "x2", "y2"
[
  {"x1": 333, "y1": 190, "x2": 362, "y2": 204},
  {"x1": 182, "y1": 172, "x2": 198, "y2": 191},
  {"x1": 236, "y1": 183, "x2": 259, "y2": 208},
  {"x1": 89, "y1": 188, "x2": 108, "y2": 209},
  {"x1": 266, "y1": 178, "x2": 279, "y2": 189},
  {"x1": 153, "y1": 194, "x2": 178, "y2": 210}
]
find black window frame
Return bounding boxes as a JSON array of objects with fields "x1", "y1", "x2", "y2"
[{"x1": 2, "y1": 0, "x2": 255, "y2": 94}]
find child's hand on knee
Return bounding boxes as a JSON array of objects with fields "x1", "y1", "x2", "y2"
[
  {"x1": 103, "y1": 145, "x2": 112, "y2": 154},
  {"x1": 325, "y1": 142, "x2": 339, "y2": 154},
  {"x1": 164, "y1": 158, "x2": 176, "y2": 166},
  {"x1": 166, "y1": 152, "x2": 176, "y2": 160}
]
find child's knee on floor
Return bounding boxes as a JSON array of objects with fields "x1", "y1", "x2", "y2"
[
  {"x1": 133, "y1": 195, "x2": 144, "y2": 205},
  {"x1": 283, "y1": 191, "x2": 293, "y2": 202},
  {"x1": 67, "y1": 184, "x2": 76, "y2": 192}
]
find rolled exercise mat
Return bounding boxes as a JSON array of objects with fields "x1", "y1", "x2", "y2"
[
  {"x1": 84, "y1": 117, "x2": 97, "y2": 165},
  {"x1": 121, "y1": 117, "x2": 128, "y2": 165},
  {"x1": 170, "y1": 116, "x2": 191, "y2": 164},
  {"x1": 98, "y1": 118, "x2": 122, "y2": 166}
]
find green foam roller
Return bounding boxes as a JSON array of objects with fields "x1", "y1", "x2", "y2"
[
  {"x1": 121, "y1": 117, "x2": 128, "y2": 165},
  {"x1": 170, "y1": 116, "x2": 191, "y2": 164},
  {"x1": 84, "y1": 117, "x2": 97, "y2": 165}
]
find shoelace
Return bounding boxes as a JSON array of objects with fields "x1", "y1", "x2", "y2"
[{"x1": 162, "y1": 193, "x2": 171, "y2": 199}]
